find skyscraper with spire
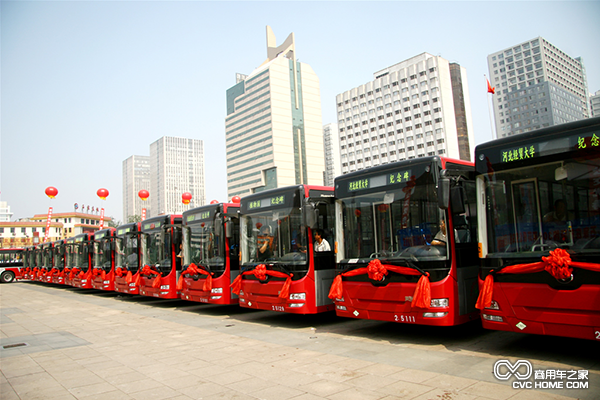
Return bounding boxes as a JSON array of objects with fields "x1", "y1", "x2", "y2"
[{"x1": 225, "y1": 26, "x2": 324, "y2": 198}]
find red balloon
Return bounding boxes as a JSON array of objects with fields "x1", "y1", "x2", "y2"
[
  {"x1": 210, "y1": 200, "x2": 219, "y2": 205},
  {"x1": 231, "y1": 196, "x2": 241, "y2": 204},
  {"x1": 138, "y1": 190, "x2": 149, "y2": 201},
  {"x1": 45, "y1": 186, "x2": 58, "y2": 199},
  {"x1": 182, "y1": 192, "x2": 192, "y2": 204},
  {"x1": 97, "y1": 188, "x2": 109, "y2": 200}
]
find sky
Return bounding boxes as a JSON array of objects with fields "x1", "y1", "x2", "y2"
[{"x1": 2, "y1": 0, "x2": 599, "y2": 223}]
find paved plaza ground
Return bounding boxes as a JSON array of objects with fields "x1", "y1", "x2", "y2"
[{"x1": 1, "y1": 282, "x2": 598, "y2": 400}]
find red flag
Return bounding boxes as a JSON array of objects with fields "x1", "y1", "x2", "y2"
[{"x1": 487, "y1": 78, "x2": 495, "y2": 94}]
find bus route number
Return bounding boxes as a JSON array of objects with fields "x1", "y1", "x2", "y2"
[
  {"x1": 272, "y1": 305, "x2": 285, "y2": 312},
  {"x1": 595, "y1": 331, "x2": 600, "y2": 340},
  {"x1": 394, "y1": 314, "x2": 416, "y2": 323}
]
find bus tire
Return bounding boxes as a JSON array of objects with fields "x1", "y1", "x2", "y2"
[{"x1": 1, "y1": 271, "x2": 15, "y2": 283}]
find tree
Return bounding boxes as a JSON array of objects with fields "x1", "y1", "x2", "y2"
[
  {"x1": 128, "y1": 215, "x2": 142, "y2": 223},
  {"x1": 107, "y1": 218, "x2": 121, "y2": 228}
]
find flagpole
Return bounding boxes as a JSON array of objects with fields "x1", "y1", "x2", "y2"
[{"x1": 485, "y1": 75, "x2": 497, "y2": 140}]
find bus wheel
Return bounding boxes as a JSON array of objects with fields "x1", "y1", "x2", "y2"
[{"x1": 1, "y1": 271, "x2": 15, "y2": 283}]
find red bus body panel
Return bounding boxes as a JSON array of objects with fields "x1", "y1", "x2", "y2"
[{"x1": 479, "y1": 279, "x2": 600, "y2": 340}]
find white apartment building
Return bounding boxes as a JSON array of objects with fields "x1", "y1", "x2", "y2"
[
  {"x1": 0, "y1": 212, "x2": 112, "y2": 247},
  {"x1": 225, "y1": 26, "x2": 324, "y2": 198},
  {"x1": 149, "y1": 136, "x2": 205, "y2": 216},
  {"x1": 336, "y1": 53, "x2": 474, "y2": 175},
  {"x1": 488, "y1": 37, "x2": 590, "y2": 137},
  {"x1": 0, "y1": 201, "x2": 13, "y2": 222},
  {"x1": 323, "y1": 123, "x2": 341, "y2": 187},
  {"x1": 122, "y1": 155, "x2": 150, "y2": 222}
]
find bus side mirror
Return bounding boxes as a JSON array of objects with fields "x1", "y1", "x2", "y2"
[
  {"x1": 173, "y1": 228, "x2": 182, "y2": 245},
  {"x1": 225, "y1": 218, "x2": 234, "y2": 238},
  {"x1": 438, "y1": 177, "x2": 450, "y2": 210},
  {"x1": 450, "y1": 186, "x2": 466, "y2": 214},
  {"x1": 215, "y1": 218, "x2": 222, "y2": 237},
  {"x1": 304, "y1": 203, "x2": 319, "y2": 229}
]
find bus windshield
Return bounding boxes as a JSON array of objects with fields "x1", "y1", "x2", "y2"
[
  {"x1": 241, "y1": 206, "x2": 308, "y2": 269},
  {"x1": 94, "y1": 239, "x2": 112, "y2": 270},
  {"x1": 482, "y1": 159, "x2": 600, "y2": 257},
  {"x1": 339, "y1": 165, "x2": 446, "y2": 262},
  {"x1": 183, "y1": 220, "x2": 225, "y2": 273},
  {"x1": 142, "y1": 230, "x2": 172, "y2": 271},
  {"x1": 53, "y1": 245, "x2": 64, "y2": 268},
  {"x1": 115, "y1": 234, "x2": 139, "y2": 271}
]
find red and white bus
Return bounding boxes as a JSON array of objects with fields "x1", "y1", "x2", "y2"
[
  {"x1": 330, "y1": 156, "x2": 479, "y2": 326},
  {"x1": 235, "y1": 185, "x2": 336, "y2": 314},
  {"x1": 475, "y1": 117, "x2": 600, "y2": 340},
  {"x1": 114, "y1": 223, "x2": 141, "y2": 295},
  {"x1": 179, "y1": 201, "x2": 240, "y2": 304},
  {"x1": 0, "y1": 248, "x2": 24, "y2": 283},
  {"x1": 69, "y1": 233, "x2": 94, "y2": 289},
  {"x1": 138, "y1": 215, "x2": 182, "y2": 298},
  {"x1": 91, "y1": 228, "x2": 116, "y2": 291},
  {"x1": 50, "y1": 240, "x2": 66, "y2": 284}
]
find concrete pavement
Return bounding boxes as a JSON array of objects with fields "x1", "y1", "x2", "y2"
[{"x1": 1, "y1": 282, "x2": 597, "y2": 400}]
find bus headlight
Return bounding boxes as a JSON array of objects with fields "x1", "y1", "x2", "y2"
[
  {"x1": 289, "y1": 292, "x2": 306, "y2": 301},
  {"x1": 482, "y1": 314, "x2": 503, "y2": 322},
  {"x1": 211, "y1": 287, "x2": 223, "y2": 294},
  {"x1": 422, "y1": 312, "x2": 448, "y2": 318},
  {"x1": 335, "y1": 297, "x2": 344, "y2": 302},
  {"x1": 336, "y1": 305, "x2": 347, "y2": 311},
  {"x1": 210, "y1": 296, "x2": 222, "y2": 300},
  {"x1": 485, "y1": 300, "x2": 500, "y2": 310},
  {"x1": 288, "y1": 303, "x2": 304, "y2": 308},
  {"x1": 430, "y1": 298, "x2": 449, "y2": 308}
]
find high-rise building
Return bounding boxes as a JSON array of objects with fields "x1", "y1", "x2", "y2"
[
  {"x1": 323, "y1": 123, "x2": 341, "y2": 187},
  {"x1": 488, "y1": 37, "x2": 590, "y2": 137},
  {"x1": 225, "y1": 26, "x2": 324, "y2": 198},
  {"x1": 149, "y1": 137, "x2": 205, "y2": 216},
  {"x1": 122, "y1": 155, "x2": 150, "y2": 222},
  {"x1": 336, "y1": 53, "x2": 474, "y2": 175},
  {"x1": 590, "y1": 90, "x2": 600, "y2": 117}
]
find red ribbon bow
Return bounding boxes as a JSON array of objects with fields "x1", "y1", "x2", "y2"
[
  {"x1": 176, "y1": 263, "x2": 213, "y2": 291},
  {"x1": 230, "y1": 264, "x2": 293, "y2": 299},
  {"x1": 476, "y1": 248, "x2": 600, "y2": 310},
  {"x1": 328, "y1": 259, "x2": 431, "y2": 309}
]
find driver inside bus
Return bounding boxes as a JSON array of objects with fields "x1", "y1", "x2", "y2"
[
  {"x1": 257, "y1": 225, "x2": 274, "y2": 261},
  {"x1": 431, "y1": 219, "x2": 447, "y2": 246}
]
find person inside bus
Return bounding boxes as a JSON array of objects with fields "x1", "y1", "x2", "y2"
[
  {"x1": 431, "y1": 219, "x2": 447, "y2": 246},
  {"x1": 257, "y1": 225, "x2": 274, "y2": 261},
  {"x1": 313, "y1": 229, "x2": 331, "y2": 252},
  {"x1": 543, "y1": 199, "x2": 571, "y2": 223}
]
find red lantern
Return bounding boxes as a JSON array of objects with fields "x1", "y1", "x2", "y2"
[
  {"x1": 45, "y1": 187, "x2": 58, "y2": 199},
  {"x1": 354, "y1": 209, "x2": 362, "y2": 217},
  {"x1": 378, "y1": 204, "x2": 389, "y2": 213},
  {"x1": 231, "y1": 196, "x2": 241, "y2": 204},
  {"x1": 97, "y1": 188, "x2": 109, "y2": 200},
  {"x1": 138, "y1": 190, "x2": 149, "y2": 201},
  {"x1": 210, "y1": 200, "x2": 219, "y2": 205},
  {"x1": 182, "y1": 192, "x2": 192, "y2": 204}
]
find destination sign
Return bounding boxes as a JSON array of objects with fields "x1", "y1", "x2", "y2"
[
  {"x1": 186, "y1": 211, "x2": 211, "y2": 222},
  {"x1": 95, "y1": 233, "x2": 106, "y2": 240},
  {"x1": 144, "y1": 221, "x2": 161, "y2": 230},
  {"x1": 501, "y1": 132, "x2": 599, "y2": 164},
  {"x1": 348, "y1": 169, "x2": 411, "y2": 192},
  {"x1": 247, "y1": 195, "x2": 286, "y2": 210},
  {"x1": 117, "y1": 227, "x2": 132, "y2": 235}
]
